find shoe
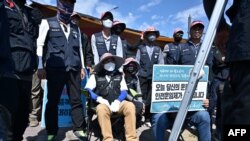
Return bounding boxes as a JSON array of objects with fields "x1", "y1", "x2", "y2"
[
  {"x1": 47, "y1": 135, "x2": 56, "y2": 141},
  {"x1": 29, "y1": 117, "x2": 39, "y2": 127},
  {"x1": 73, "y1": 130, "x2": 87, "y2": 141},
  {"x1": 145, "y1": 121, "x2": 151, "y2": 127}
]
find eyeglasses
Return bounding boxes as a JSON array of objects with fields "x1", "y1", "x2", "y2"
[{"x1": 175, "y1": 33, "x2": 183, "y2": 37}]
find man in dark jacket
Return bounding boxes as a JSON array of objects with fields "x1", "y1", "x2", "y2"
[
  {"x1": 209, "y1": 46, "x2": 229, "y2": 140},
  {"x1": 0, "y1": 1, "x2": 15, "y2": 140},
  {"x1": 111, "y1": 21, "x2": 143, "y2": 59},
  {"x1": 0, "y1": 0, "x2": 41, "y2": 140},
  {"x1": 151, "y1": 21, "x2": 212, "y2": 141},
  {"x1": 36, "y1": 0, "x2": 87, "y2": 140},
  {"x1": 204, "y1": 0, "x2": 250, "y2": 140},
  {"x1": 91, "y1": 11, "x2": 123, "y2": 65},
  {"x1": 163, "y1": 28, "x2": 184, "y2": 64},
  {"x1": 136, "y1": 26, "x2": 164, "y2": 126}
]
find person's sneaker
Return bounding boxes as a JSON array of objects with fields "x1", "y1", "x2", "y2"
[
  {"x1": 73, "y1": 130, "x2": 87, "y2": 141},
  {"x1": 145, "y1": 121, "x2": 151, "y2": 127},
  {"x1": 47, "y1": 135, "x2": 56, "y2": 141},
  {"x1": 29, "y1": 117, "x2": 39, "y2": 127}
]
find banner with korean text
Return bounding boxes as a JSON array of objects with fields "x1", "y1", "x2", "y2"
[{"x1": 150, "y1": 65, "x2": 209, "y2": 113}]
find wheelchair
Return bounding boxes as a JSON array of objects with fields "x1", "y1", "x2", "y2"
[
  {"x1": 81, "y1": 89, "x2": 144, "y2": 141},
  {"x1": 81, "y1": 89, "x2": 126, "y2": 141}
]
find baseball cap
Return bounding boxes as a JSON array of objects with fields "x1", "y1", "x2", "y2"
[
  {"x1": 143, "y1": 26, "x2": 160, "y2": 38},
  {"x1": 190, "y1": 20, "x2": 204, "y2": 29},
  {"x1": 173, "y1": 28, "x2": 184, "y2": 35},
  {"x1": 100, "y1": 11, "x2": 113, "y2": 21}
]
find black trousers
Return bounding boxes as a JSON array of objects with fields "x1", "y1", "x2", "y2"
[
  {"x1": 45, "y1": 70, "x2": 86, "y2": 135},
  {"x1": 0, "y1": 76, "x2": 32, "y2": 141},
  {"x1": 138, "y1": 76, "x2": 152, "y2": 121},
  {"x1": 222, "y1": 61, "x2": 250, "y2": 125}
]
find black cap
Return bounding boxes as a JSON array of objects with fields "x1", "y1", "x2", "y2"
[{"x1": 100, "y1": 11, "x2": 113, "y2": 21}]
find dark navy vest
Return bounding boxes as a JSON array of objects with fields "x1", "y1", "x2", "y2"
[
  {"x1": 46, "y1": 17, "x2": 81, "y2": 71},
  {"x1": 94, "y1": 74, "x2": 122, "y2": 103},
  {"x1": 94, "y1": 32, "x2": 118, "y2": 58},
  {"x1": 122, "y1": 39, "x2": 137, "y2": 58},
  {"x1": 4, "y1": 4, "x2": 39, "y2": 74},
  {"x1": 167, "y1": 43, "x2": 181, "y2": 64},
  {"x1": 178, "y1": 42, "x2": 213, "y2": 67},
  {"x1": 125, "y1": 75, "x2": 138, "y2": 91},
  {"x1": 138, "y1": 45, "x2": 160, "y2": 79}
]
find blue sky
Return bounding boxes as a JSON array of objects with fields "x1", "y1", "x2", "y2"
[{"x1": 29, "y1": 0, "x2": 233, "y2": 39}]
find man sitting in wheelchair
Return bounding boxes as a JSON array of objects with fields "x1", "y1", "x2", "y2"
[{"x1": 85, "y1": 53, "x2": 138, "y2": 141}]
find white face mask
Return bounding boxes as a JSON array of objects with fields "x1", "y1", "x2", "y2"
[
  {"x1": 102, "y1": 19, "x2": 113, "y2": 28},
  {"x1": 148, "y1": 35, "x2": 156, "y2": 42},
  {"x1": 104, "y1": 62, "x2": 115, "y2": 71}
]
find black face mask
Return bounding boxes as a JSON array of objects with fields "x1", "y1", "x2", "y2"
[
  {"x1": 13, "y1": 0, "x2": 26, "y2": 5},
  {"x1": 113, "y1": 27, "x2": 123, "y2": 35},
  {"x1": 174, "y1": 37, "x2": 182, "y2": 42},
  {"x1": 125, "y1": 66, "x2": 138, "y2": 74},
  {"x1": 57, "y1": 0, "x2": 74, "y2": 24}
]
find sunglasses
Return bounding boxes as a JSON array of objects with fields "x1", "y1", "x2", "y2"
[{"x1": 175, "y1": 33, "x2": 183, "y2": 37}]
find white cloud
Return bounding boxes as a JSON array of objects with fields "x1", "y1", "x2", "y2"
[
  {"x1": 30, "y1": 0, "x2": 138, "y2": 30},
  {"x1": 165, "y1": 3, "x2": 208, "y2": 36},
  {"x1": 75, "y1": 0, "x2": 99, "y2": 16},
  {"x1": 168, "y1": 0, "x2": 234, "y2": 33},
  {"x1": 31, "y1": 0, "x2": 100, "y2": 16},
  {"x1": 171, "y1": 4, "x2": 206, "y2": 26},
  {"x1": 138, "y1": 22, "x2": 150, "y2": 31},
  {"x1": 139, "y1": 0, "x2": 162, "y2": 12},
  {"x1": 136, "y1": 21, "x2": 167, "y2": 36},
  {"x1": 30, "y1": 0, "x2": 54, "y2": 5},
  {"x1": 94, "y1": 2, "x2": 116, "y2": 18},
  {"x1": 76, "y1": 1, "x2": 139, "y2": 30},
  {"x1": 137, "y1": 21, "x2": 163, "y2": 30},
  {"x1": 115, "y1": 12, "x2": 138, "y2": 29},
  {"x1": 151, "y1": 15, "x2": 164, "y2": 20},
  {"x1": 75, "y1": 1, "x2": 139, "y2": 28}
]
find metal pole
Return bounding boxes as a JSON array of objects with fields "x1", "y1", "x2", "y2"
[
  {"x1": 188, "y1": 14, "x2": 191, "y2": 38},
  {"x1": 108, "y1": 6, "x2": 119, "y2": 12},
  {"x1": 168, "y1": 0, "x2": 228, "y2": 141}
]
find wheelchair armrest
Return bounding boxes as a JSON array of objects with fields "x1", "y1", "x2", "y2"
[
  {"x1": 129, "y1": 88, "x2": 138, "y2": 97},
  {"x1": 128, "y1": 88, "x2": 143, "y2": 102}
]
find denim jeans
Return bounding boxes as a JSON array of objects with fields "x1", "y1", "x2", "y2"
[{"x1": 151, "y1": 110, "x2": 211, "y2": 141}]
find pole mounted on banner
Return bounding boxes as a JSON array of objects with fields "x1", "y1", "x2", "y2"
[{"x1": 168, "y1": 0, "x2": 228, "y2": 141}]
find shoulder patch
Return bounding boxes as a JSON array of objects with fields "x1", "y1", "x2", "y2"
[
  {"x1": 97, "y1": 77, "x2": 106, "y2": 81},
  {"x1": 183, "y1": 49, "x2": 189, "y2": 52}
]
